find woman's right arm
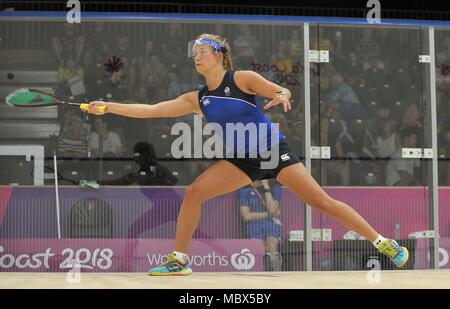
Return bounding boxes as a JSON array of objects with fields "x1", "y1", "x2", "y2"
[{"x1": 86, "y1": 91, "x2": 202, "y2": 118}]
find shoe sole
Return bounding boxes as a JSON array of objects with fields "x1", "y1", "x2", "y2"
[{"x1": 148, "y1": 269, "x2": 193, "y2": 276}]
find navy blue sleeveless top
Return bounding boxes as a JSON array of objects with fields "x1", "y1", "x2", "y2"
[{"x1": 197, "y1": 70, "x2": 284, "y2": 156}]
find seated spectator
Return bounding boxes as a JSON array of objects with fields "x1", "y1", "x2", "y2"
[
  {"x1": 376, "y1": 119, "x2": 400, "y2": 159},
  {"x1": 366, "y1": 103, "x2": 392, "y2": 139},
  {"x1": 140, "y1": 54, "x2": 169, "y2": 103},
  {"x1": 385, "y1": 126, "x2": 420, "y2": 186},
  {"x1": 57, "y1": 115, "x2": 88, "y2": 158},
  {"x1": 88, "y1": 118, "x2": 123, "y2": 158},
  {"x1": 238, "y1": 180, "x2": 282, "y2": 271},
  {"x1": 56, "y1": 50, "x2": 86, "y2": 100},
  {"x1": 325, "y1": 73, "x2": 364, "y2": 120},
  {"x1": 51, "y1": 22, "x2": 84, "y2": 65},
  {"x1": 402, "y1": 102, "x2": 422, "y2": 130},
  {"x1": 57, "y1": 50, "x2": 84, "y2": 83}
]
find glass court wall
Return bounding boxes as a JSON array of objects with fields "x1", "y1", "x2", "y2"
[
  {"x1": 0, "y1": 12, "x2": 447, "y2": 272},
  {"x1": 435, "y1": 28, "x2": 450, "y2": 270},
  {"x1": 308, "y1": 23, "x2": 439, "y2": 271}
]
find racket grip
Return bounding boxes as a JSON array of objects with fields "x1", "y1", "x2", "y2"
[{"x1": 80, "y1": 103, "x2": 107, "y2": 114}]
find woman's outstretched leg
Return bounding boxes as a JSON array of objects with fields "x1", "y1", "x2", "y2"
[
  {"x1": 276, "y1": 163, "x2": 409, "y2": 268},
  {"x1": 149, "y1": 160, "x2": 252, "y2": 276},
  {"x1": 174, "y1": 160, "x2": 252, "y2": 252}
]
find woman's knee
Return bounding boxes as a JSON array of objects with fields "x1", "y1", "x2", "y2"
[{"x1": 184, "y1": 183, "x2": 207, "y2": 204}]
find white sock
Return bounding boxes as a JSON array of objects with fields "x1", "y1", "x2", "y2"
[
  {"x1": 372, "y1": 235, "x2": 386, "y2": 249},
  {"x1": 173, "y1": 251, "x2": 188, "y2": 263}
]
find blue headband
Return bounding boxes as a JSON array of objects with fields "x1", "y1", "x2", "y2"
[{"x1": 194, "y1": 38, "x2": 224, "y2": 53}]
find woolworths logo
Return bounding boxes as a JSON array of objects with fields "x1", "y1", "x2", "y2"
[
  {"x1": 147, "y1": 249, "x2": 256, "y2": 270},
  {"x1": 230, "y1": 248, "x2": 255, "y2": 270}
]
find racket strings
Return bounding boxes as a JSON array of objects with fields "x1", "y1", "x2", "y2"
[
  {"x1": 5, "y1": 88, "x2": 31, "y2": 105},
  {"x1": 5, "y1": 88, "x2": 59, "y2": 107}
]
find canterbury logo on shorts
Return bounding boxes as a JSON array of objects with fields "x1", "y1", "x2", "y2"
[{"x1": 281, "y1": 153, "x2": 290, "y2": 161}]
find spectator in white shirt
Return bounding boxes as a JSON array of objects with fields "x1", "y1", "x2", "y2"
[
  {"x1": 89, "y1": 118, "x2": 123, "y2": 158},
  {"x1": 385, "y1": 126, "x2": 420, "y2": 186}
]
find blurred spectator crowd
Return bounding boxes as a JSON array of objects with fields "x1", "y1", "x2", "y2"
[{"x1": 2, "y1": 21, "x2": 450, "y2": 186}]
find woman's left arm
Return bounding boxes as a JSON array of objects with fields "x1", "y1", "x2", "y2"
[{"x1": 234, "y1": 70, "x2": 292, "y2": 112}]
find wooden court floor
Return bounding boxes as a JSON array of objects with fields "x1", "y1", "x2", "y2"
[{"x1": 1, "y1": 270, "x2": 449, "y2": 289}]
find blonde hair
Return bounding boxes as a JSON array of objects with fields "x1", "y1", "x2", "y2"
[{"x1": 196, "y1": 33, "x2": 233, "y2": 70}]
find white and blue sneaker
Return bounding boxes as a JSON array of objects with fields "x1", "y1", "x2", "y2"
[
  {"x1": 148, "y1": 253, "x2": 192, "y2": 276},
  {"x1": 378, "y1": 239, "x2": 409, "y2": 268}
]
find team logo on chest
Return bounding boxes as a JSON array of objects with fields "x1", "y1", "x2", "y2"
[
  {"x1": 202, "y1": 97, "x2": 211, "y2": 106},
  {"x1": 224, "y1": 86, "x2": 231, "y2": 96}
]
